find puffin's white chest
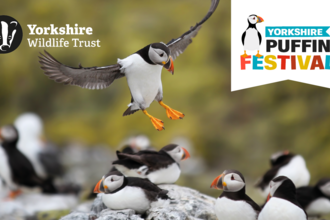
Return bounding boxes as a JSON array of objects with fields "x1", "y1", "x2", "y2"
[
  {"x1": 147, "y1": 163, "x2": 180, "y2": 184},
  {"x1": 214, "y1": 197, "x2": 258, "y2": 220},
  {"x1": 119, "y1": 54, "x2": 162, "y2": 109},
  {"x1": 102, "y1": 186, "x2": 150, "y2": 214},
  {"x1": 306, "y1": 197, "x2": 330, "y2": 216},
  {"x1": 277, "y1": 156, "x2": 310, "y2": 188},
  {"x1": 258, "y1": 198, "x2": 306, "y2": 220},
  {"x1": 244, "y1": 28, "x2": 260, "y2": 51}
]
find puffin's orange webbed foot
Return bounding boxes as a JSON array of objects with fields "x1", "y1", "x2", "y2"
[
  {"x1": 159, "y1": 101, "x2": 185, "y2": 120},
  {"x1": 241, "y1": 50, "x2": 249, "y2": 58},
  {"x1": 8, "y1": 189, "x2": 22, "y2": 199},
  {"x1": 255, "y1": 50, "x2": 263, "y2": 58},
  {"x1": 142, "y1": 110, "x2": 164, "y2": 131}
]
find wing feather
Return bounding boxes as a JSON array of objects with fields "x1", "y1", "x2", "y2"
[
  {"x1": 39, "y1": 50, "x2": 123, "y2": 90},
  {"x1": 167, "y1": 0, "x2": 220, "y2": 61}
]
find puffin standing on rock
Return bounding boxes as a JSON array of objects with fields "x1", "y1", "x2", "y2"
[
  {"x1": 38, "y1": 0, "x2": 220, "y2": 131},
  {"x1": 258, "y1": 176, "x2": 307, "y2": 220},
  {"x1": 211, "y1": 169, "x2": 261, "y2": 220},
  {"x1": 93, "y1": 171, "x2": 170, "y2": 214},
  {"x1": 296, "y1": 178, "x2": 330, "y2": 218},
  {"x1": 255, "y1": 151, "x2": 310, "y2": 198},
  {"x1": 241, "y1": 14, "x2": 264, "y2": 58},
  {"x1": 113, "y1": 144, "x2": 190, "y2": 184},
  {"x1": 0, "y1": 125, "x2": 57, "y2": 198}
]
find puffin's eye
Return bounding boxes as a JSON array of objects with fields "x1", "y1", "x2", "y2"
[
  {"x1": 111, "y1": 178, "x2": 114, "y2": 182},
  {"x1": 231, "y1": 175, "x2": 235, "y2": 180},
  {"x1": 160, "y1": 53, "x2": 164, "y2": 57}
]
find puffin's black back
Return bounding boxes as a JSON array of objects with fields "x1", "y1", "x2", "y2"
[
  {"x1": 273, "y1": 177, "x2": 305, "y2": 211},
  {"x1": 1, "y1": 132, "x2": 57, "y2": 193},
  {"x1": 127, "y1": 177, "x2": 170, "y2": 201}
]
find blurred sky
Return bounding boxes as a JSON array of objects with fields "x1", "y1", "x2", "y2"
[{"x1": 1, "y1": 0, "x2": 330, "y2": 207}]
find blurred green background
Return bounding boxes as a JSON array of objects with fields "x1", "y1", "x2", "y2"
[{"x1": 1, "y1": 0, "x2": 330, "y2": 216}]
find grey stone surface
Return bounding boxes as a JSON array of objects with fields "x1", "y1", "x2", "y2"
[{"x1": 60, "y1": 184, "x2": 217, "y2": 220}]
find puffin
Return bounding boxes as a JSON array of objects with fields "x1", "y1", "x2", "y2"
[
  {"x1": 210, "y1": 169, "x2": 261, "y2": 220},
  {"x1": 0, "y1": 124, "x2": 57, "y2": 198},
  {"x1": 38, "y1": 0, "x2": 220, "y2": 131},
  {"x1": 112, "y1": 144, "x2": 190, "y2": 184},
  {"x1": 93, "y1": 171, "x2": 170, "y2": 214},
  {"x1": 255, "y1": 151, "x2": 310, "y2": 198},
  {"x1": 111, "y1": 150, "x2": 149, "y2": 178},
  {"x1": 14, "y1": 113, "x2": 63, "y2": 179},
  {"x1": 258, "y1": 176, "x2": 307, "y2": 220},
  {"x1": 296, "y1": 178, "x2": 330, "y2": 218},
  {"x1": 241, "y1": 14, "x2": 264, "y2": 58}
]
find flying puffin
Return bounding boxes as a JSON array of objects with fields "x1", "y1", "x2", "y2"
[
  {"x1": 296, "y1": 178, "x2": 330, "y2": 218},
  {"x1": 241, "y1": 14, "x2": 264, "y2": 58},
  {"x1": 112, "y1": 144, "x2": 190, "y2": 184},
  {"x1": 258, "y1": 176, "x2": 307, "y2": 220},
  {"x1": 0, "y1": 125, "x2": 57, "y2": 198},
  {"x1": 210, "y1": 169, "x2": 261, "y2": 220},
  {"x1": 14, "y1": 113, "x2": 63, "y2": 179},
  {"x1": 38, "y1": 0, "x2": 220, "y2": 131},
  {"x1": 93, "y1": 171, "x2": 170, "y2": 214},
  {"x1": 255, "y1": 151, "x2": 310, "y2": 198}
]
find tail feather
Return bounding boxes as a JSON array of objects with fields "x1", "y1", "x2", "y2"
[
  {"x1": 158, "y1": 189, "x2": 170, "y2": 200},
  {"x1": 123, "y1": 106, "x2": 139, "y2": 116}
]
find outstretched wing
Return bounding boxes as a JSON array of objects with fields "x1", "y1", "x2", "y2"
[
  {"x1": 167, "y1": 0, "x2": 220, "y2": 61},
  {"x1": 39, "y1": 50, "x2": 124, "y2": 90}
]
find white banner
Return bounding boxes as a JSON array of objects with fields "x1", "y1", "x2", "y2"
[{"x1": 231, "y1": 0, "x2": 330, "y2": 91}]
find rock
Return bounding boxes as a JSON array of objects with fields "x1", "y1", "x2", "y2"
[
  {"x1": 147, "y1": 184, "x2": 217, "y2": 220},
  {"x1": 0, "y1": 193, "x2": 78, "y2": 220},
  {"x1": 60, "y1": 184, "x2": 217, "y2": 220}
]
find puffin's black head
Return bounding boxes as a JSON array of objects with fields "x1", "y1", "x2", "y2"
[
  {"x1": 247, "y1": 14, "x2": 264, "y2": 26},
  {"x1": 149, "y1": 43, "x2": 174, "y2": 74},
  {"x1": 160, "y1": 144, "x2": 190, "y2": 163},
  {"x1": 268, "y1": 176, "x2": 296, "y2": 200},
  {"x1": 94, "y1": 171, "x2": 126, "y2": 194},
  {"x1": 0, "y1": 125, "x2": 19, "y2": 146},
  {"x1": 210, "y1": 169, "x2": 246, "y2": 192},
  {"x1": 270, "y1": 150, "x2": 294, "y2": 166},
  {"x1": 316, "y1": 178, "x2": 330, "y2": 197}
]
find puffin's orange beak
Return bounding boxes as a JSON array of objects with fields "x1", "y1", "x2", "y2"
[
  {"x1": 93, "y1": 179, "x2": 103, "y2": 193},
  {"x1": 181, "y1": 147, "x2": 191, "y2": 161},
  {"x1": 210, "y1": 174, "x2": 224, "y2": 189},
  {"x1": 267, "y1": 193, "x2": 271, "y2": 202},
  {"x1": 163, "y1": 56, "x2": 174, "y2": 75},
  {"x1": 257, "y1": 16, "x2": 264, "y2": 23}
]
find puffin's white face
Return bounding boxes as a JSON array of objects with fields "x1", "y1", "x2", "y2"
[
  {"x1": 269, "y1": 178, "x2": 285, "y2": 197},
  {"x1": 148, "y1": 46, "x2": 169, "y2": 65},
  {"x1": 103, "y1": 174, "x2": 125, "y2": 193},
  {"x1": 166, "y1": 146, "x2": 190, "y2": 163},
  {"x1": 223, "y1": 173, "x2": 245, "y2": 192},
  {"x1": 320, "y1": 182, "x2": 330, "y2": 197},
  {"x1": 248, "y1": 15, "x2": 258, "y2": 24},
  {"x1": 0, "y1": 125, "x2": 18, "y2": 142},
  {"x1": 137, "y1": 165, "x2": 149, "y2": 176}
]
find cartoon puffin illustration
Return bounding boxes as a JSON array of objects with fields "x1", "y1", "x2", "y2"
[{"x1": 241, "y1": 14, "x2": 264, "y2": 58}]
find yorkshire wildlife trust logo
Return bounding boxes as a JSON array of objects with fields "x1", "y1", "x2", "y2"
[
  {"x1": 0, "y1": 15, "x2": 23, "y2": 54},
  {"x1": 232, "y1": 0, "x2": 330, "y2": 91}
]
